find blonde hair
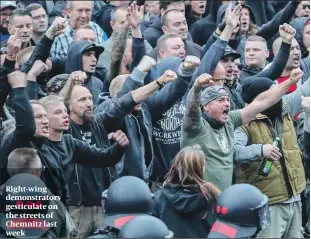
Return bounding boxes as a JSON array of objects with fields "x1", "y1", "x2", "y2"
[
  {"x1": 39, "y1": 95, "x2": 64, "y2": 109},
  {"x1": 109, "y1": 74, "x2": 128, "y2": 97},
  {"x1": 164, "y1": 145, "x2": 220, "y2": 201}
]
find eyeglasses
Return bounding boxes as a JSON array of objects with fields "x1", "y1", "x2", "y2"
[
  {"x1": 32, "y1": 165, "x2": 46, "y2": 174},
  {"x1": 302, "y1": 4, "x2": 310, "y2": 9}
]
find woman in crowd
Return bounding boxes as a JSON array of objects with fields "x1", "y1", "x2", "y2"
[{"x1": 152, "y1": 145, "x2": 220, "y2": 238}]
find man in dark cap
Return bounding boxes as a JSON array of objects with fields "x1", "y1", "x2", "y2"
[
  {"x1": 234, "y1": 69, "x2": 310, "y2": 237},
  {"x1": 181, "y1": 67, "x2": 302, "y2": 192}
]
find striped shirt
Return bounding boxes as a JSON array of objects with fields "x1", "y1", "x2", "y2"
[{"x1": 50, "y1": 19, "x2": 107, "y2": 59}]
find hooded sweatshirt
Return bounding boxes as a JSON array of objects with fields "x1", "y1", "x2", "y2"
[
  {"x1": 143, "y1": 16, "x2": 163, "y2": 48},
  {"x1": 66, "y1": 40, "x2": 105, "y2": 105},
  {"x1": 290, "y1": 17, "x2": 309, "y2": 58},
  {"x1": 153, "y1": 184, "x2": 216, "y2": 238}
]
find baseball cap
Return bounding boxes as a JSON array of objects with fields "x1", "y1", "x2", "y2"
[
  {"x1": 223, "y1": 45, "x2": 241, "y2": 60},
  {"x1": 201, "y1": 86, "x2": 229, "y2": 106},
  {"x1": 46, "y1": 74, "x2": 70, "y2": 94},
  {"x1": 0, "y1": 174, "x2": 50, "y2": 238},
  {"x1": 83, "y1": 43, "x2": 105, "y2": 57},
  {"x1": 0, "y1": 1, "x2": 17, "y2": 11}
]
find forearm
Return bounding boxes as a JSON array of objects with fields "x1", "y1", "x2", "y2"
[
  {"x1": 219, "y1": 25, "x2": 234, "y2": 42},
  {"x1": 108, "y1": 28, "x2": 129, "y2": 82},
  {"x1": 131, "y1": 81, "x2": 160, "y2": 103},
  {"x1": 26, "y1": 81, "x2": 38, "y2": 100},
  {"x1": 131, "y1": 26, "x2": 142, "y2": 38},
  {"x1": 304, "y1": 111, "x2": 310, "y2": 133},
  {"x1": 130, "y1": 36, "x2": 146, "y2": 72},
  {"x1": 183, "y1": 85, "x2": 202, "y2": 132}
]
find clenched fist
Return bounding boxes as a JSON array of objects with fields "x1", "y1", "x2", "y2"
[
  {"x1": 46, "y1": 16, "x2": 67, "y2": 39},
  {"x1": 157, "y1": 70, "x2": 177, "y2": 84},
  {"x1": 8, "y1": 71, "x2": 27, "y2": 88},
  {"x1": 194, "y1": 73, "x2": 214, "y2": 88},
  {"x1": 279, "y1": 23, "x2": 296, "y2": 44},
  {"x1": 69, "y1": 71, "x2": 87, "y2": 85},
  {"x1": 108, "y1": 130, "x2": 129, "y2": 148},
  {"x1": 137, "y1": 55, "x2": 156, "y2": 72},
  {"x1": 289, "y1": 68, "x2": 304, "y2": 84},
  {"x1": 28, "y1": 60, "x2": 49, "y2": 79},
  {"x1": 183, "y1": 56, "x2": 200, "y2": 70}
]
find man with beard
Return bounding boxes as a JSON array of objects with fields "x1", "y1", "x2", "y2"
[
  {"x1": 180, "y1": 66, "x2": 303, "y2": 192},
  {"x1": 234, "y1": 71, "x2": 310, "y2": 238},
  {"x1": 39, "y1": 95, "x2": 129, "y2": 238},
  {"x1": 219, "y1": 46, "x2": 244, "y2": 110},
  {"x1": 0, "y1": 1, "x2": 16, "y2": 48}
]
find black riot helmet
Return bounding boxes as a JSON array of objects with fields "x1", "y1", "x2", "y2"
[
  {"x1": 119, "y1": 215, "x2": 174, "y2": 238},
  {"x1": 103, "y1": 176, "x2": 153, "y2": 229},
  {"x1": 208, "y1": 184, "x2": 270, "y2": 238}
]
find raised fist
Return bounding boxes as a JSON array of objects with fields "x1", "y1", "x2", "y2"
[
  {"x1": 289, "y1": 68, "x2": 303, "y2": 84},
  {"x1": 194, "y1": 73, "x2": 214, "y2": 88},
  {"x1": 137, "y1": 55, "x2": 156, "y2": 72},
  {"x1": 183, "y1": 56, "x2": 200, "y2": 70},
  {"x1": 69, "y1": 71, "x2": 87, "y2": 85},
  {"x1": 158, "y1": 70, "x2": 177, "y2": 84},
  {"x1": 279, "y1": 23, "x2": 296, "y2": 44},
  {"x1": 46, "y1": 16, "x2": 67, "y2": 39},
  {"x1": 8, "y1": 71, "x2": 27, "y2": 88},
  {"x1": 28, "y1": 60, "x2": 49, "y2": 78}
]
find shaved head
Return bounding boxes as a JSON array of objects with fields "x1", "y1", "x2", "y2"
[
  {"x1": 212, "y1": 63, "x2": 226, "y2": 86},
  {"x1": 272, "y1": 37, "x2": 283, "y2": 56}
]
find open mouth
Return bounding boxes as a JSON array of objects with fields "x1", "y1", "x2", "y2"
[
  {"x1": 42, "y1": 126, "x2": 49, "y2": 134},
  {"x1": 241, "y1": 22, "x2": 248, "y2": 28},
  {"x1": 63, "y1": 120, "x2": 70, "y2": 126},
  {"x1": 222, "y1": 109, "x2": 229, "y2": 116}
]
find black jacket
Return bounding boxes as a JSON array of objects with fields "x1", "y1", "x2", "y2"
[
  {"x1": 153, "y1": 184, "x2": 216, "y2": 238},
  {"x1": 65, "y1": 92, "x2": 137, "y2": 206},
  {"x1": 93, "y1": 4, "x2": 116, "y2": 39},
  {"x1": 147, "y1": 40, "x2": 203, "y2": 60},
  {"x1": 143, "y1": 16, "x2": 163, "y2": 48},
  {"x1": 45, "y1": 134, "x2": 125, "y2": 206},
  {"x1": 189, "y1": 0, "x2": 222, "y2": 46},
  {"x1": 225, "y1": 82, "x2": 244, "y2": 110},
  {"x1": 0, "y1": 88, "x2": 67, "y2": 205}
]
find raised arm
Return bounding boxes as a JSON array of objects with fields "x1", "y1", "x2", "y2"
[
  {"x1": 241, "y1": 68, "x2": 304, "y2": 124},
  {"x1": 193, "y1": 3, "x2": 242, "y2": 79},
  {"x1": 183, "y1": 74, "x2": 213, "y2": 134},
  {"x1": 256, "y1": 0, "x2": 300, "y2": 40}
]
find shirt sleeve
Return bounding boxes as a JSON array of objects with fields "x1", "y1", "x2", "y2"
[{"x1": 229, "y1": 110, "x2": 243, "y2": 129}]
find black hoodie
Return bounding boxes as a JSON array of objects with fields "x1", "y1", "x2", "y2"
[
  {"x1": 66, "y1": 40, "x2": 105, "y2": 105},
  {"x1": 153, "y1": 184, "x2": 217, "y2": 238}
]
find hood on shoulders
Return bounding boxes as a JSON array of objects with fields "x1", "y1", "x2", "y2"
[
  {"x1": 94, "y1": 92, "x2": 112, "y2": 115},
  {"x1": 161, "y1": 184, "x2": 209, "y2": 216},
  {"x1": 66, "y1": 40, "x2": 105, "y2": 74},
  {"x1": 156, "y1": 56, "x2": 183, "y2": 77},
  {"x1": 148, "y1": 16, "x2": 162, "y2": 31}
]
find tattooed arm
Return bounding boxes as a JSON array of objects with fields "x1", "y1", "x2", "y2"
[
  {"x1": 183, "y1": 84, "x2": 203, "y2": 134},
  {"x1": 108, "y1": 27, "x2": 129, "y2": 83}
]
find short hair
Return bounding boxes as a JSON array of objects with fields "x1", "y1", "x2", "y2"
[
  {"x1": 73, "y1": 24, "x2": 94, "y2": 39},
  {"x1": 9, "y1": 8, "x2": 31, "y2": 25},
  {"x1": 29, "y1": 100, "x2": 44, "y2": 107},
  {"x1": 246, "y1": 35, "x2": 267, "y2": 46},
  {"x1": 39, "y1": 95, "x2": 64, "y2": 109},
  {"x1": 160, "y1": 0, "x2": 184, "y2": 11},
  {"x1": 109, "y1": 75, "x2": 129, "y2": 97},
  {"x1": 66, "y1": 0, "x2": 94, "y2": 10},
  {"x1": 25, "y1": 3, "x2": 45, "y2": 14},
  {"x1": 157, "y1": 33, "x2": 180, "y2": 49},
  {"x1": 7, "y1": 148, "x2": 40, "y2": 176},
  {"x1": 110, "y1": 5, "x2": 128, "y2": 21},
  {"x1": 161, "y1": 9, "x2": 182, "y2": 26}
]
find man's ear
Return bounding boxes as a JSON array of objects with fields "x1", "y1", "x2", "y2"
[
  {"x1": 160, "y1": 8, "x2": 166, "y2": 16},
  {"x1": 110, "y1": 20, "x2": 114, "y2": 29},
  {"x1": 265, "y1": 49, "x2": 270, "y2": 58},
  {"x1": 162, "y1": 26, "x2": 168, "y2": 34},
  {"x1": 8, "y1": 24, "x2": 13, "y2": 35},
  {"x1": 158, "y1": 49, "x2": 165, "y2": 59}
]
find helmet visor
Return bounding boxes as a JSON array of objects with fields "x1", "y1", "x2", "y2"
[{"x1": 256, "y1": 195, "x2": 271, "y2": 229}]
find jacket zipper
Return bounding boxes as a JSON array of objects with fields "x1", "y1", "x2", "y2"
[{"x1": 75, "y1": 164, "x2": 82, "y2": 205}]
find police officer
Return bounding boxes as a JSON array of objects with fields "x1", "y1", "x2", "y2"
[
  {"x1": 89, "y1": 176, "x2": 153, "y2": 238},
  {"x1": 208, "y1": 184, "x2": 271, "y2": 238},
  {"x1": 119, "y1": 215, "x2": 174, "y2": 238}
]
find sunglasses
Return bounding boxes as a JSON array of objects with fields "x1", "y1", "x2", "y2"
[{"x1": 302, "y1": 4, "x2": 310, "y2": 9}]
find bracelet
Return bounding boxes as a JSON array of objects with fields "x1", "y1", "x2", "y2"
[
  {"x1": 6, "y1": 53, "x2": 17, "y2": 60},
  {"x1": 156, "y1": 80, "x2": 163, "y2": 89}
]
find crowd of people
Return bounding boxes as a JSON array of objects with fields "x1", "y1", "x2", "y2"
[{"x1": 0, "y1": 0, "x2": 310, "y2": 238}]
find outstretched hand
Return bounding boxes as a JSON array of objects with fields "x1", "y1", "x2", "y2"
[
  {"x1": 225, "y1": 3, "x2": 242, "y2": 29},
  {"x1": 127, "y1": 1, "x2": 144, "y2": 29}
]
